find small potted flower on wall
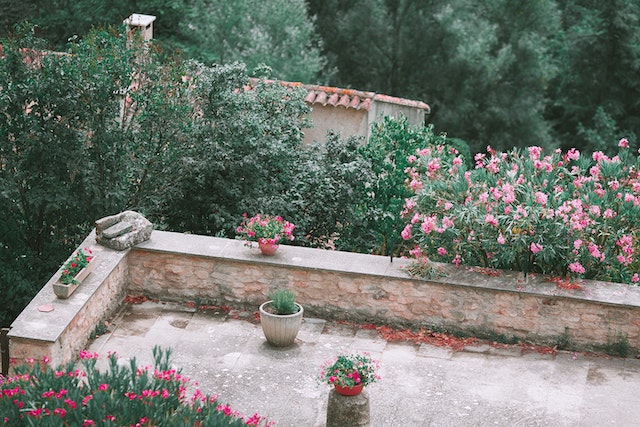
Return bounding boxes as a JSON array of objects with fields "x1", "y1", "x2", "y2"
[
  {"x1": 319, "y1": 352, "x2": 380, "y2": 396},
  {"x1": 259, "y1": 289, "x2": 303, "y2": 347},
  {"x1": 236, "y1": 213, "x2": 295, "y2": 255},
  {"x1": 52, "y1": 248, "x2": 96, "y2": 299}
]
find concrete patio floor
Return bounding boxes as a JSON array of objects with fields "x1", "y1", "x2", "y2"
[{"x1": 88, "y1": 300, "x2": 640, "y2": 427}]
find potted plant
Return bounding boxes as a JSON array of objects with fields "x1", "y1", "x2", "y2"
[
  {"x1": 52, "y1": 248, "x2": 96, "y2": 299},
  {"x1": 236, "y1": 213, "x2": 295, "y2": 255},
  {"x1": 259, "y1": 289, "x2": 303, "y2": 347},
  {"x1": 319, "y1": 352, "x2": 380, "y2": 396}
]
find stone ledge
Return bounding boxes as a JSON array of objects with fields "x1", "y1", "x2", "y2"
[
  {"x1": 9, "y1": 230, "x2": 640, "y2": 368},
  {"x1": 8, "y1": 230, "x2": 129, "y2": 364}
]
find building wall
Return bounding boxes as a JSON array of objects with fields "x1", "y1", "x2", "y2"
[
  {"x1": 302, "y1": 101, "x2": 426, "y2": 146},
  {"x1": 302, "y1": 105, "x2": 368, "y2": 145}
]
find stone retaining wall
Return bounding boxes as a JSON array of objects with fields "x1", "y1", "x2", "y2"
[
  {"x1": 9, "y1": 230, "x2": 640, "y2": 368},
  {"x1": 8, "y1": 232, "x2": 129, "y2": 367},
  {"x1": 128, "y1": 231, "x2": 640, "y2": 352}
]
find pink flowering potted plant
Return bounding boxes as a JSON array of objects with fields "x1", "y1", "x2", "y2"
[
  {"x1": 236, "y1": 213, "x2": 295, "y2": 255},
  {"x1": 319, "y1": 352, "x2": 380, "y2": 396},
  {"x1": 52, "y1": 248, "x2": 96, "y2": 299}
]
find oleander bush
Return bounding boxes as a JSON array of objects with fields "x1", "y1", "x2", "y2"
[
  {"x1": 402, "y1": 139, "x2": 640, "y2": 284},
  {"x1": 0, "y1": 347, "x2": 272, "y2": 426}
]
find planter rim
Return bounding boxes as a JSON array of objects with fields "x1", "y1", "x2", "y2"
[{"x1": 259, "y1": 301, "x2": 303, "y2": 318}]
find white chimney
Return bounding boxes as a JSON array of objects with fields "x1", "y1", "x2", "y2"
[{"x1": 124, "y1": 13, "x2": 156, "y2": 42}]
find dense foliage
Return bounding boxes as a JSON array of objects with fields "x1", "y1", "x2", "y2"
[
  {"x1": 4, "y1": 1, "x2": 639, "y2": 153},
  {"x1": 0, "y1": 27, "x2": 374, "y2": 326},
  {"x1": 0, "y1": 28, "x2": 295, "y2": 325},
  {"x1": 3, "y1": 1, "x2": 640, "y2": 325},
  {"x1": 402, "y1": 140, "x2": 640, "y2": 284},
  {"x1": 0, "y1": 347, "x2": 272, "y2": 426}
]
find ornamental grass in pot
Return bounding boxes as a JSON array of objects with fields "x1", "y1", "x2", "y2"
[{"x1": 259, "y1": 289, "x2": 303, "y2": 347}]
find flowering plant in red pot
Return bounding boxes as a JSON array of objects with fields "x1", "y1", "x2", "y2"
[
  {"x1": 319, "y1": 352, "x2": 380, "y2": 396},
  {"x1": 236, "y1": 213, "x2": 295, "y2": 255},
  {"x1": 60, "y1": 248, "x2": 94, "y2": 285}
]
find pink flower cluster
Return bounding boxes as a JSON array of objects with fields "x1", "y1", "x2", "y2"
[
  {"x1": 402, "y1": 141, "x2": 640, "y2": 284},
  {"x1": 236, "y1": 213, "x2": 295, "y2": 245},
  {"x1": 1, "y1": 350, "x2": 273, "y2": 426}
]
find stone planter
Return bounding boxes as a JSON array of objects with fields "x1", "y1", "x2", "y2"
[
  {"x1": 259, "y1": 301, "x2": 303, "y2": 347},
  {"x1": 53, "y1": 257, "x2": 96, "y2": 299}
]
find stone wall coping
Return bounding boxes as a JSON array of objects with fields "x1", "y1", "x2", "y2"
[
  {"x1": 133, "y1": 230, "x2": 412, "y2": 279},
  {"x1": 137, "y1": 231, "x2": 640, "y2": 310},
  {"x1": 8, "y1": 230, "x2": 129, "y2": 343}
]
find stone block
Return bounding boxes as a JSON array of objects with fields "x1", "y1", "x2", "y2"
[
  {"x1": 95, "y1": 211, "x2": 152, "y2": 250},
  {"x1": 326, "y1": 389, "x2": 370, "y2": 427}
]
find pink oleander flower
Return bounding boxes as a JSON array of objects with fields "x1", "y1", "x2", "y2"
[
  {"x1": 421, "y1": 216, "x2": 437, "y2": 234},
  {"x1": 566, "y1": 148, "x2": 580, "y2": 161},
  {"x1": 528, "y1": 146, "x2": 542, "y2": 160},
  {"x1": 437, "y1": 247, "x2": 447, "y2": 256},
  {"x1": 452, "y1": 254, "x2": 462, "y2": 266},
  {"x1": 485, "y1": 214, "x2": 498, "y2": 226},
  {"x1": 534, "y1": 191, "x2": 548, "y2": 205},
  {"x1": 401, "y1": 224, "x2": 412, "y2": 240},
  {"x1": 568, "y1": 262, "x2": 586, "y2": 274},
  {"x1": 619, "y1": 138, "x2": 629, "y2": 148},
  {"x1": 530, "y1": 243, "x2": 543, "y2": 254}
]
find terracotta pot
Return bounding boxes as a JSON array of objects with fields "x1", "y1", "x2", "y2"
[
  {"x1": 259, "y1": 301, "x2": 303, "y2": 347},
  {"x1": 258, "y1": 242, "x2": 279, "y2": 255},
  {"x1": 52, "y1": 256, "x2": 96, "y2": 299},
  {"x1": 334, "y1": 383, "x2": 364, "y2": 396}
]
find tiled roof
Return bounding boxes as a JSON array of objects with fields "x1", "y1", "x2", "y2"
[
  {"x1": 299, "y1": 83, "x2": 429, "y2": 113},
  {"x1": 255, "y1": 79, "x2": 430, "y2": 113}
]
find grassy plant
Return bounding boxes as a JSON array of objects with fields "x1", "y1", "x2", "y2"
[
  {"x1": 605, "y1": 332, "x2": 630, "y2": 357},
  {"x1": 553, "y1": 328, "x2": 573, "y2": 350},
  {"x1": 89, "y1": 321, "x2": 108, "y2": 340},
  {"x1": 268, "y1": 289, "x2": 298, "y2": 315}
]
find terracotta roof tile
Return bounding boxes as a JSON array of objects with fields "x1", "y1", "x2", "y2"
[
  {"x1": 315, "y1": 91, "x2": 328, "y2": 106},
  {"x1": 251, "y1": 78, "x2": 430, "y2": 113},
  {"x1": 327, "y1": 93, "x2": 340, "y2": 106},
  {"x1": 337, "y1": 94, "x2": 350, "y2": 108}
]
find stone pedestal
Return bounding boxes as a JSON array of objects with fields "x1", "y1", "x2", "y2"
[{"x1": 326, "y1": 388, "x2": 370, "y2": 427}]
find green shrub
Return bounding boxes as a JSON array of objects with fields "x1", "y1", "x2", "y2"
[
  {"x1": 358, "y1": 116, "x2": 454, "y2": 256},
  {"x1": 0, "y1": 347, "x2": 272, "y2": 426}
]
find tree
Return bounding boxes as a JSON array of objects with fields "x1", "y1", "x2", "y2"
[
  {"x1": 0, "y1": 26, "x2": 196, "y2": 325},
  {"x1": 548, "y1": 0, "x2": 640, "y2": 153},
  {"x1": 180, "y1": 0, "x2": 325, "y2": 82},
  {"x1": 308, "y1": 0, "x2": 561, "y2": 154}
]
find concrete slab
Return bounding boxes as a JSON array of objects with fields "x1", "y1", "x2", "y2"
[{"x1": 87, "y1": 301, "x2": 640, "y2": 427}]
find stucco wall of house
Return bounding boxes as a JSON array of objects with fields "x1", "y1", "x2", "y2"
[
  {"x1": 368, "y1": 101, "x2": 426, "y2": 130},
  {"x1": 302, "y1": 105, "x2": 368, "y2": 145}
]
